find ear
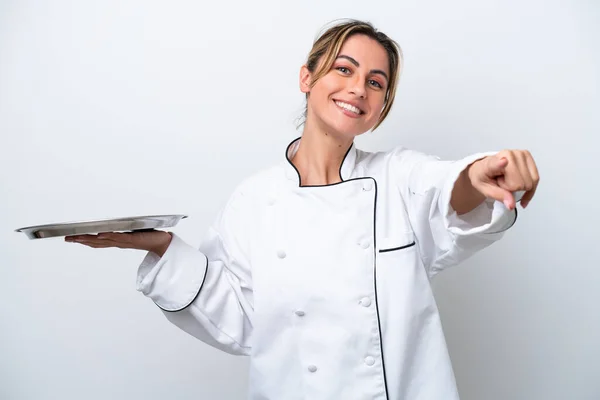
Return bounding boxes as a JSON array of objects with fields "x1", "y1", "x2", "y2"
[{"x1": 299, "y1": 65, "x2": 312, "y2": 94}]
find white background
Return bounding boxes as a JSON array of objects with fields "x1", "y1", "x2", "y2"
[{"x1": 1, "y1": 0, "x2": 598, "y2": 399}]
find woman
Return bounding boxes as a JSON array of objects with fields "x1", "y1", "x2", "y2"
[{"x1": 66, "y1": 19, "x2": 539, "y2": 400}]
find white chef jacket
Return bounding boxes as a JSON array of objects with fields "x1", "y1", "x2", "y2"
[{"x1": 136, "y1": 137, "x2": 517, "y2": 400}]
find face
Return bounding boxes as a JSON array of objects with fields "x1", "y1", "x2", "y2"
[{"x1": 300, "y1": 34, "x2": 390, "y2": 138}]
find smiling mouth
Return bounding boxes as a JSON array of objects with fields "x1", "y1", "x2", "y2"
[{"x1": 333, "y1": 100, "x2": 364, "y2": 115}]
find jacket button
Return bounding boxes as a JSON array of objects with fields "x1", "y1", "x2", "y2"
[
  {"x1": 364, "y1": 356, "x2": 375, "y2": 366},
  {"x1": 308, "y1": 365, "x2": 317, "y2": 373},
  {"x1": 363, "y1": 181, "x2": 373, "y2": 191},
  {"x1": 360, "y1": 240, "x2": 371, "y2": 249},
  {"x1": 359, "y1": 297, "x2": 371, "y2": 307},
  {"x1": 277, "y1": 250, "x2": 286, "y2": 259},
  {"x1": 295, "y1": 310, "x2": 305, "y2": 317}
]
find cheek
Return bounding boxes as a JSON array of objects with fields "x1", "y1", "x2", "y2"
[
  {"x1": 314, "y1": 75, "x2": 342, "y2": 97},
  {"x1": 309, "y1": 88, "x2": 330, "y2": 111},
  {"x1": 369, "y1": 96, "x2": 386, "y2": 114},
  {"x1": 309, "y1": 84, "x2": 336, "y2": 112}
]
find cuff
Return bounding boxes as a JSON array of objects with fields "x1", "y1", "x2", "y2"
[
  {"x1": 136, "y1": 233, "x2": 208, "y2": 312},
  {"x1": 439, "y1": 152, "x2": 518, "y2": 236}
]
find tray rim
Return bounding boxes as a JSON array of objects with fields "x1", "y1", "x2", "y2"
[{"x1": 15, "y1": 214, "x2": 188, "y2": 233}]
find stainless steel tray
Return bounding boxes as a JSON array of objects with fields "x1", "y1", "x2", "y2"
[{"x1": 15, "y1": 214, "x2": 188, "y2": 239}]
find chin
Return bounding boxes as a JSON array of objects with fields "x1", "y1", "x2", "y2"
[
  {"x1": 323, "y1": 125, "x2": 361, "y2": 140},
  {"x1": 329, "y1": 121, "x2": 371, "y2": 138},
  {"x1": 313, "y1": 111, "x2": 371, "y2": 138}
]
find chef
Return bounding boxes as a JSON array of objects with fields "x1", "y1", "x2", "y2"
[{"x1": 66, "y1": 19, "x2": 539, "y2": 400}]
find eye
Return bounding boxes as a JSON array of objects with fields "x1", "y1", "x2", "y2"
[
  {"x1": 335, "y1": 66, "x2": 351, "y2": 74},
  {"x1": 369, "y1": 79, "x2": 383, "y2": 89}
]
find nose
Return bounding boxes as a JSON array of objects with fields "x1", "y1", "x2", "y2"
[{"x1": 348, "y1": 75, "x2": 367, "y2": 98}]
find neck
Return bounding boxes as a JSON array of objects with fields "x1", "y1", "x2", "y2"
[{"x1": 291, "y1": 121, "x2": 354, "y2": 186}]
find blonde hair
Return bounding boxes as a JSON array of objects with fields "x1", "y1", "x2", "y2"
[{"x1": 300, "y1": 19, "x2": 404, "y2": 131}]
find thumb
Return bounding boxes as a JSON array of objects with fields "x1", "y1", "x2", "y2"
[{"x1": 485, "y1": 156, "x2": 509, "y2": 177}]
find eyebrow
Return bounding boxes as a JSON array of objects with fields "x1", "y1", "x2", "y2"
[{"x1": 336, "y1": 55, "x2": 389, "y2": 82}]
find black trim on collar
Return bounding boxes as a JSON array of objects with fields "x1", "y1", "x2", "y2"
[{"x1": 285, "y1": 136, "x2": 355, "y2": 187}]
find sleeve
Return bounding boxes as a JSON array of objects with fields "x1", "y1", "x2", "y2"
[
  {"x1": 135, "y1": 190, "x2": 254, "y2": 356},
  {"x1": 394, "y1": 148, "x2": 518, "y2": 278}
]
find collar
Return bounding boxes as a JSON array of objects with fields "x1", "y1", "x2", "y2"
[{"x1": 283, "y1": 136, "x2": 357, "y2": 186}]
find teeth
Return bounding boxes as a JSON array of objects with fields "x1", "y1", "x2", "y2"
[{"x1": 335, "y1": 101, "x2": 361, "y2": 115}]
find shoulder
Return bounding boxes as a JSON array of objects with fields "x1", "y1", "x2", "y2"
[
  {"x1": 233, "y1": 162, "x2": 285, "y2": 195},
  {"x1": 222, "y1": 162, "x2": 286, "y2": 210},
  {"x1": 355, "y1": 145, "x2": 441, "y2": 172},
  {"x1": 209, "y1": 162, "x2": 285, "y2": 233}
]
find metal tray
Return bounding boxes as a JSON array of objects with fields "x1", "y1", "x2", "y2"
[{"x1": 15, "y1": 214, "x2": 188, "y2": 239}]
